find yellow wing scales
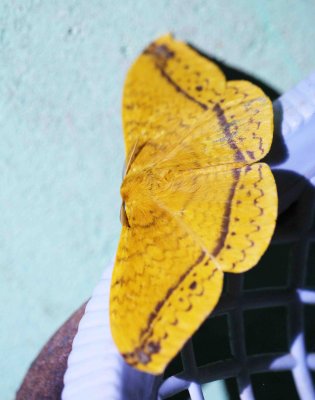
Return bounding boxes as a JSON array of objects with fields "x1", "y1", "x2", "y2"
[
  {"x1": 123, "y1": 34, "x2": 225, "y2": 157},
  {"x1": 110, "y1": 205, "x2": 224, "y2": 373},
  {"x1": 110, "y1": 34, "x2": 278, "y2": 374},
  {"x1": 217, "y1": 163, "x2": 277, "y2": 272},
  {"x1": 154, "y1": 163, "x2": 276, "y2": 274},
  {"x1": 123, "y1": 35, "x2": 273, "y2": 173}
]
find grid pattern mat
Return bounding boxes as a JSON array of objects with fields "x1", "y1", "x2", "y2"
[{"x1": 157, "y1": 186, "x2": 315, "y2": 399}]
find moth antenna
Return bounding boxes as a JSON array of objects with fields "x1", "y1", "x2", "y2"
[{"x1": 124, "y1": 138, "x2": 139, "y2": 177}]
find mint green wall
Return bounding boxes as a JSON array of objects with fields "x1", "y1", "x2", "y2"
[{"x1": 1, "y1": 1, "x2": 315, "y2": 398}]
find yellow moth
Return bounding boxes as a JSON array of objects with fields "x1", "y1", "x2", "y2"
[{"x1": 110, "y1": 34, "x2": 277, "y2": 374}]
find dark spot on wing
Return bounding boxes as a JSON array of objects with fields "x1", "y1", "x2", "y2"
[
  {"x1": 189, "y1": 281, "x2": 197, "y2": 290},
  {"x1": 246, "y1": 150, "x2": 255, "y2": 160}
]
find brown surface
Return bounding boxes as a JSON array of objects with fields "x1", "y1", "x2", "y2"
[{"x1": 16, "y1": 303, "x2": 86, "y2": 400}]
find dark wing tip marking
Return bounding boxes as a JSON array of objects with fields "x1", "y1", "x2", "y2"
[
  {"x1": 122, "y1": 339, "x2": 161, "y2": 366},
  {"x1": 144, "y1": 42, "x2": 175, "y2": 61}
]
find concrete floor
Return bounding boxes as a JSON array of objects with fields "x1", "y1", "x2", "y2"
[{"x1": 1, "y1": 0, "x2": 315, "y2": 398}]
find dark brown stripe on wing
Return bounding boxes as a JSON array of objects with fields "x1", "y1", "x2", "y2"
[
  {"x1": 141, "y1": 250, "x2": 206, "y2": 339},
  {"x1": 146, "y1": 44, "x2": 246, "y2": 165},
  {"x1": 122, "y1": 250, "x2": 207, "y2": 367},
  {"x1": 144, "y1": 41, "x2": 246, "y2": 276},
  {"x1": 212, "y1": 103, "x2": 245, "y2": 163},
  {"x1": 158, "y1": 67, "x2": 208, "y2": 110},
  {"x1": 144, "y1": 42, "x2": 209, "y2": 111},
  {"x1": 210, "y1": 104, "x2": 245, "y2": 257},
  {"x1": 212, "y1": 168, "x2": 241, "y2": 256}
]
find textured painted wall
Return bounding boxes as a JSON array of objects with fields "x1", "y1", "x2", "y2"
[{"x1": 1, "y1": 0, "x2": 315, "y2": 398}]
